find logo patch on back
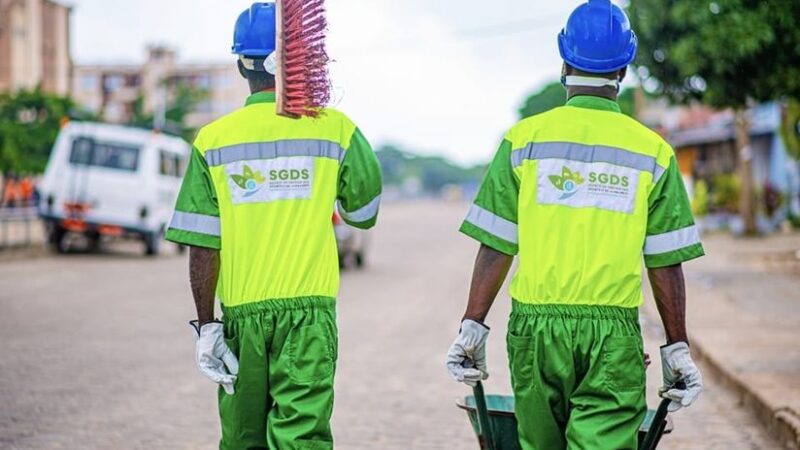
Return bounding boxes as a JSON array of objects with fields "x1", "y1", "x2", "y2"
[
  {"x1": 537, "y1": 159, "x2": 638, "y2": 214},
  {"x1": 226, "y1": 157, "x2": 313, "y2": 204},
  {"x1": 548, "y1": 166, "x2": 585, "y2": 199}
]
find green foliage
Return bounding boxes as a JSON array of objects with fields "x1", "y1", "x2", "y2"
[
  {"x1": 129, "y1": 81, "x2": 209, "y2": 142},
  {"x1": 376, "y1": 145, "x2": 486, "y2": 193},
  {"x1": 518, "y1": 82, "x2": 566, "y2": 119},
  {"x1": 518, "y1": 81, "x2": 638, "y2": 119},
  {"x1": 628, "y1": 0, "x2": 800, "y2": 108},
  {"x1": 712, "y1": 174, "x2": 741, "y2": 213},
  {"x1": 692, "y1": 179, "x2": 709, "y2": 217},
  {"x1": 780, "y1": 99, "x2": 800, "y2": 159},
  {"x1": 617, "y1": 88, "x2": 636, "y2": 117},
  {"x1": 788, "y1": 213, "x2": 800, "y2": 230},
  {"x1": 0, "y1": 87, "x2": 80, "y2": 173}
]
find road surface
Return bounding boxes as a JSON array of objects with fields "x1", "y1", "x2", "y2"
[{"x1": 0, "y1": 201, "x2": 781, "y2": 449}]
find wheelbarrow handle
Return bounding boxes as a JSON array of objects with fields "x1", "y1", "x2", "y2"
[
  {"x1": 639, "y1": 382, "x2": 685, "y2": 450},
  {"x1": 473, "y1": 381, "x2": 496, "y2": 450},
  {"x1": 639, "y1": 397, "x2": 672, "y2": 450}
]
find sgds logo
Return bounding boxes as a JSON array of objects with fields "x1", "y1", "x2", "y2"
[
  {"x1": 549, "y1": 166, "x2": 585, "y2": 199},
  {"x1": 230, "y1": 164, "x2": 266, "y2": 197}
]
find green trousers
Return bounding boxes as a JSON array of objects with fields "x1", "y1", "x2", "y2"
[
  {"x1": 219, "y1": 297, "x2": 338, "y2": 450},
  {"x1": 507, "y1": 302, "x2": 646, "y2": 450}
]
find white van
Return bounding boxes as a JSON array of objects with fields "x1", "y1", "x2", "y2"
[{"x1": 38, "y1": 122, "x2": 190, "y2": 255}]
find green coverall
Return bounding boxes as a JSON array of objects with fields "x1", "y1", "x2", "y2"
[
  {"x1": 460, "y1": 96, "x2": 704, "y2": 449},
  {"x1": 166, "y1": 91, "x2": 382, "y2": 449}
]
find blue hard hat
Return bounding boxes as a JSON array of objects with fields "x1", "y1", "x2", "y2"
[
  {"x1": 557, "y1": 0, "x2": 637, "y2": 73},
  {"x1": 232, "y1": 3, "x2": 277, "y2": 57}
]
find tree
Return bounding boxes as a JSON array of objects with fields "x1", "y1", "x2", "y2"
[
  {"x1": 628, "y1": 0, "x2": 800, "y2": 234},
  {"x1": 375, "y1": 145, "x2": 486, "y2": 193},
  {"x1": 0, "y1": 87, "x2": 84, "y2": 173},
  {"x1": 519, "y1": 81, "x2": 638, "y2": 120},
  {"x1": 519, "y1": 82, "x2": 567, "y2": 119}
]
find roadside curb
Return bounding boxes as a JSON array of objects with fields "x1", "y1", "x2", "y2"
[
  {"x1": 688, "y1": 338, "x2": 800, "y2": 450},
  {"x1": 641, "y1": 303, "x2": 799, "y2": 450}
]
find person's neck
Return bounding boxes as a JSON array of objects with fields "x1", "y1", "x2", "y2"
[
  {"x1": 247, "y1": 82, "x2": 277, "y2": 94},
  {"x1": 566, "y1": 86, "x2": 618, "y2": 101}
]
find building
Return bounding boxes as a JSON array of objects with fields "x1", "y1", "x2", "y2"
[
  {"x1": 0, "y1": 0, "x2": 72, "y2": 95},
  {"x1": 72, "y1": 46, "x2": 250, "y2": 130},
  {"x1": 659, "y1": 102, "x2": 800, "y2": 230}
]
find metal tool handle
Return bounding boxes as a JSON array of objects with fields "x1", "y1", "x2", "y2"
[
  {"x1": 640, "y1": 382, "x2": 685, "y2": 450},
  {"x1": 639, "y1": 397, "x2": 671, "y2": 450},
  {"x1": 472, "y1": 381, "x2": 496, "y2": 450}
]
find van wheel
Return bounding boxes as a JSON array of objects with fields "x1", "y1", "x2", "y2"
[
  {"x1": 48, "y1": 223, "x2": 67, "y2": 253},
  {"x1": 144, "y1": 232, "x2": 161, "y2": 256}
]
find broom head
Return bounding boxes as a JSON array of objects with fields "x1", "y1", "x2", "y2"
[{"x1": 276, "y1": 0, "x2": 331, "y2": 118}]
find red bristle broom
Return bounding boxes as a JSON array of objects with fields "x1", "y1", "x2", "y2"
[{"x1": 275, "y1": 0, "x2": 331, "y2": 118}]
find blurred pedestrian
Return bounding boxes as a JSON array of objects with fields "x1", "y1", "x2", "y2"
[
  {"x1": 446, "y1": 1, "x2": 705, "y2": 449},
  {"x1": 19, "y1": 176, "x2": 34, "y2": 206},
  {"x1": 165, "y1": 3, "x2": 382, "y2": 449},
  {"x1": 2, "y1": 172, "x2": 21, "y2": 208}
]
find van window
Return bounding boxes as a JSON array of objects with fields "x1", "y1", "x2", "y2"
[
  {"x1": 69, "y1": 137, "x2": 140, "y2": 172},
  {"x1": 159, "y1": 150, "x2": 183, "y2": 177}
]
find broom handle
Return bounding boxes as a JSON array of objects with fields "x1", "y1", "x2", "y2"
[
  {"x1": 473, "y1": 381, "x2": 496, "y2": 450},
  {"x1": 274, "y1": 0, "x2": 288, "y2": 116}
]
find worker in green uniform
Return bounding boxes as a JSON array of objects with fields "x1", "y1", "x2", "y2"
[
  {"x1": 166, "y1": 4, "x2": 382, "y2": 449},
  {"x1": 446, "y1": 1, "x2": 704, "y2": 449}
]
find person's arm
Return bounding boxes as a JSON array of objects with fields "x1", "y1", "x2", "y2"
[
  {"x1": 337, "y1": 127, "x2": 382, "y2": 229},
  {"x1": 190, "y1": 247, "x2": 220, "y2": 326},
  {"x1": 645, "y1": 146, "x2": 705, "y2": 410},
  {"x1": 446, "y1": 138, "x2": 519, "y2": 386},
  {"x1": 165, "y1": 141, "x2": 222, "y2": 318},
  {"x1": 648, "y1": 264, "x2": 688, "y2": 344},
  {"x1": 644, "y1": 147, "x2": 704, "y2": 335},
  {"x1": 458, "y1": 138, "x2": 521, "y2": 321},
  {"x1": 463, "y1": 244, "x2": 514, "y2": 323}
]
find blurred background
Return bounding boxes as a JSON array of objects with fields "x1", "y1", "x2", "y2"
[{"x1": 0, "y1": 0, "x2": 798, "y2": 449}]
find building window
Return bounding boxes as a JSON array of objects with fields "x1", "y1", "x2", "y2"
[
  {"x1": 196, "y1": 74, "x2": 212, "y2": 89},
  {"x1": 81, "y1": 75, "x2": 98, "y2": 91},
  {"x1": 104, "y1": 75, "x2": 125, "y2": 92}
]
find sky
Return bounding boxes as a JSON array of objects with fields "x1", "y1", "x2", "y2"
[{"x1": 69, "y1": 0, "x2": 619, "y2": 165}]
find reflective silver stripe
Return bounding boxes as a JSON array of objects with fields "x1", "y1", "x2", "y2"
[
  {"x1": 169, "y1": 211, "x2": 221, "y2": 237},
  {"x1": 511, "y1": 142, "x2": 658, "y2": 176},
  {"x1": 643, "y1": 225, "x2": 701, "y2": 255},
  {"x1": 653, "y1": 163, "x2": 667, "y2": 184},
  {"x1": 205, "y1": 140, "x2": 345, "y2": 167},
  {"x1": 338, "y1": 195, "x2": 381, "y2": 223},
  {"x1": 464, "y1": 204, "x2": 518, "y2": 244}
]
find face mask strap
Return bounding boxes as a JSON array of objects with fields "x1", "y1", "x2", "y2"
[{"x1": 562, "y1": 75, "x2": 620, "y2": 91}]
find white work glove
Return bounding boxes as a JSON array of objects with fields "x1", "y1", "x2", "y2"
[
  {"x1": 446, "y1": 319, "x2": 490, "y2": 386},
  {"x1": 191, "y1": 320, "x2": 239, "y2": 395},
  {"x1": 659, "y1": 341, "x2": 703, "y2": 412}
]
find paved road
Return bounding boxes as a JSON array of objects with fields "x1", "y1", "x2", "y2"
[{"x1": 0, "y1": 201, "x2": 781, "y2": 449}]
